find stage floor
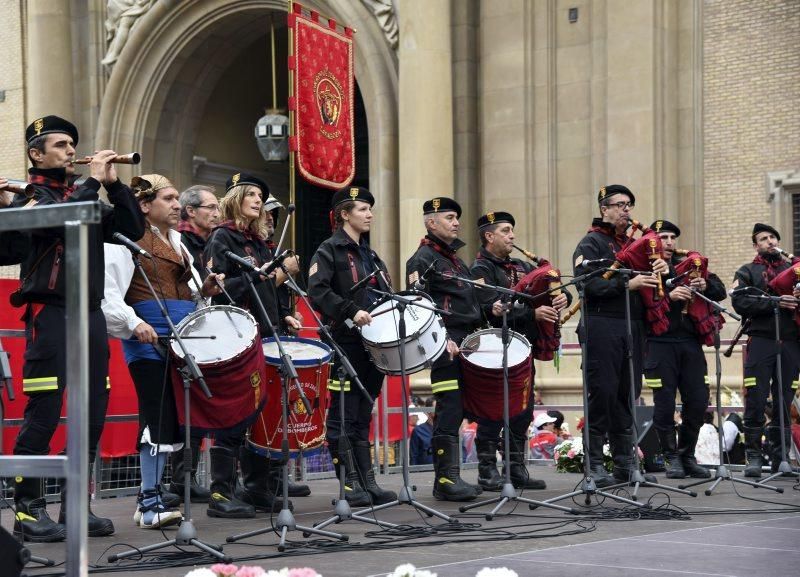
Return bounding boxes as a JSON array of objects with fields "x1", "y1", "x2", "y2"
[{"x1": 4, "y1": 466, "x2": 799, "y2": 577}]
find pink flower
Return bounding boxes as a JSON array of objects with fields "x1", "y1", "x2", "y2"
[
  {"x1": 287, "y1": 569, "x2": 320, "y2": 577},
  {"x1": 554, "y1": 451, "x2": 561, "y2": 460},
  {"x1": 236, "y1": 567, "x2": 266, "y2": 577},
  {"x1": 567, "y1": 450, "x2": 576, "y2": 458},
  {"x1": 211, "y1": 565, "x2": 239, "y2": 577}
]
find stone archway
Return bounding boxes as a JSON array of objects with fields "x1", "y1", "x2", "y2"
[{"x1": 96, "y1": 0, "x2": 399, "y2": 269}]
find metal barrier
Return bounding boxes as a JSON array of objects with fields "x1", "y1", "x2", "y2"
[{"x1": 0, "y1": 201, "x2": 100, "y2": 576}]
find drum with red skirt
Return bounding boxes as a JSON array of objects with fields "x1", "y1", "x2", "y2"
[{"x1": 247, "y1": 336, "x2": 332, "y2": 458}]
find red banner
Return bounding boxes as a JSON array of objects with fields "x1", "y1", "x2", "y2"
[{"x1": 289, "y1": 3, "x2": 355, "y2": 190}]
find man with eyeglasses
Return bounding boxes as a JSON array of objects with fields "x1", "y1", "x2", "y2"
[
  {"x1": 178, "y1": 185, "x2": 220, "y2": 277},
  {"x1": 572, "y1": 185, "x2": 668, "y2": 487}
]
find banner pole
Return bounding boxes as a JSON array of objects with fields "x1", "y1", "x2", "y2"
[{"x1": 288, "y1": 0, "x2": 296, "y2": 248}]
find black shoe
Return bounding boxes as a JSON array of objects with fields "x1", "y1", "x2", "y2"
[
  {"x1": 330, "y1": 440, "x2": 372, "y2": 507},
  {"x1": 206, "y1": 447, "x2": 255, "y2": 518},
  {"x1": 235, "y1": 447, "x2": 292, "y2": 512},
  {"x1": 170, "y1": 442, "x2": 211, "y2": 503},
  {"x1": 743, "y1": 426, "x2": 764, "y2": 478},
  {"x1": 504, "y1": 432, "x2": 546, "y2": 490},
  {"x1": 59, "y1": 500, "x2": 115, "y2": 537},
  {"x1": 353, "y1": 441, "x2": 397, "y2": 505},
  {"x1": 476, "y1": 439, "x2": 503, "y2": 492},
  {"x1": 14, "y1": 497, "x2": 65, "y2": 543},
  {"x1": 159, "y1": 484, "x2": 182, "y2": 508},
  {"x1": 431, "y1": 436, "x2": 480, "y2": 502},
  {"x1": 587, "y1": 432, "x2": 615, "y2": 487},
  {"x1": 656, "y1": 427, "x2": 685, "y2": 479}
]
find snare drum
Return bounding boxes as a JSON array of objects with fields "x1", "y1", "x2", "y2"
[
  {"x1": 359, "y1": 291, "x2": 446, "y2": 375},
  {"x1": 170, "y1": 305, "x2": 265, "y2": 432},
  {"x1": 247, "y1": 336, "x2": 332, "y2": 458},
  {"x1": 460, "y1": 328, "x2": 533, "y2": 422}
]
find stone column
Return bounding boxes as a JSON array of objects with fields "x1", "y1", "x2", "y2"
[
  {"x1": 26, "y1": 0, "x2": 75, "y2": 122},
  {"x1": 398, "y1": 0, "x2": 454, "y2": 270}
]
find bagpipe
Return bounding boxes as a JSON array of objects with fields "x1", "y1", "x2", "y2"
[
  {"x1": 511, "y1": 245, "x2": 562, "y2": 361},
  {"x1": 767, "y1": 252, "x2": 800, "y2": 329},
  {"x1": 659, "y1": 250, "x2": 725, "y2": 345}
]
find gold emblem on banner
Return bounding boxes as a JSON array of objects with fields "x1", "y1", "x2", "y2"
[
  {"x1": 250, "y1": 371, "x2": 261, "y2": 387},
  {"x1": 314, "y1": 68, "x2": 343, "y2": 140},
  {"x1": 33, "y1": 118, "x2": 44, "y2": 135}
]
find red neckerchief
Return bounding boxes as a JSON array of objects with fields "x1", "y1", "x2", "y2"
[
  {"x1": 420, "y1": 236, "x2": 463, "y2": 272},
  {"x1": 753, "y1": 253, "x2": 785, "y2": 285},
  {"x1": 589, "y1": 218, "x2": 628, "y2": 248},
  {"x1": 28, "y1": 171, "x2": 77, "y2": 200},
  {"x1": 177, "y1": 220, "x2": 205, "y2": 237},
  {"x1": 476, "y1": 249, "x2": 521, "y2": 285},
  {"x1": 214, "y1": 220, "x2": 263, "y2": 242}
]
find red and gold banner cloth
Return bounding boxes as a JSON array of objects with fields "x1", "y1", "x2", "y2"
[{"x1": 289, "y1": 3, "x2": 355, "y2": 189}]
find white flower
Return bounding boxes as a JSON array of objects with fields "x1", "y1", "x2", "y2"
[
  {"x1": 390, "y1": 564, "x2": 418, "y2": 577},
  {"x1": 183, "y1": 570, "x2": 218, "y2": 577},
  {"x1": 263, "y1": 571, "x2": 289, "y2": 577},
  {"x1": 475, "y1": 568, "x2": 519, "y2": 577}
]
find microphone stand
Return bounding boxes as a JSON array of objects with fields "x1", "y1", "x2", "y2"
[
  {"x1": 674, "y1": 288, "x2": 774, "y2": 495},
  {"x1": 109, "y1": 250, "x2": 228, "y2": 563},
  {"x1": 527, "y1": 268, "x2": 648, "y2": 509},
  {"x1": 224, "y1": 261, "x2": 346, "y2": 550},
  {"x1": 731, "y1": 291, "x2": 798, "y2": 489},
  {"x1": 346, "y1": 287, "x2": 458, "y2": 523}
]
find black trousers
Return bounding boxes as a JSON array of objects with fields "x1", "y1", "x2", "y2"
[
  {"x1": 325, "y1": 339, "x2": 384, "y2": 444},
  {"x1": 582, "y1": 316, "x2": 644, "y2": 435},
  {"x1": 14, "y1": 305, "x2": 110, "y2": 464},
  {"x1": 127, "y1": 359, "x2": 181, "y2": 447},
  {"x1": 644, "y1": 339, "x2": 709, "y2": 432},
  {"x1": 743, "y1": 336, "x2": 800, "y2": 428},
  {"x1": 430, "y1": 329, "x2": 468, "y2": 438}
]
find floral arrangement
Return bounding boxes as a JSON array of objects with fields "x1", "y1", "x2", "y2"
[
  {"x1": 388, "y1": 564, "x2": 437, "y2": 577},
  {"x1": 184, "y1": 566, "x2": 322, "y2": 577},
  {"x1": 553, "y1": 436, "x2": 612, "y2": 473}
]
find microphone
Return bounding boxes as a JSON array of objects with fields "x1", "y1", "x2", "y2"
[
  {"x1": 728, "y1": 286, "x2": 756, "y2": 297},
  {"x1": 260, "y1": 250, "x2": 293, "y2": 277},
  {"x1": 113, "y1": 232, "x2": 151, "y2": 259},
  {"x1": 286, "y1": 204, "x2": 296, "y2": 214},
  {"x1": 349, "y1": 268, "x2": 380, "y2": 295},
  {"x1": 412, "y1": 263, "x2": 436, "y2": 291},
  {"x1": 578, "y1": 258, "x2": 611, "y2": 267},
  {"x1": 224, "y1": 250, "x2": 260, "y2": 273},
  {"x1": 665, "y1": 271, "x2": 690, "y2": 289}
]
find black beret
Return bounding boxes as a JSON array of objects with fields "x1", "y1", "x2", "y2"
[
  {"x1": 331, "y1": 186, "x2": 375, "y2": 209},
  {"x1": 226, "y1": 172, "x2": 269, "y2": 200},
  {"x1": 650, "y1": 219, "x2": 681, "y2": 237},
  {"x1": 477, "y1": 211, "x2": 515, "y2": 229},
  {"x1": 423, "y1": 197, "x2": 462, "y2": 218},
  {"x1": 598, "y1": 184, "x2": 635, "y2": 206},
  {"x1": 752, "y1": 223, "x2": 780, "y2": 242},
  {"x1": 25, "y1": 115, "x2": 79, "y2": 145}
]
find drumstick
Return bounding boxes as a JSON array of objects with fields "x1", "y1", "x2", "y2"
[
  {"x1": 156, "y1": 335, "x2": 217, "y2": 340},
  {"x1": 203, "y1": 266, "x2": 244, "y2": 338}
]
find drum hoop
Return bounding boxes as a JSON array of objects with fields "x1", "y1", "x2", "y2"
[
  {"x1": 261, "y1": 336, "x2": 333, "y2": 367},
  {"x1": 459, "y1": 328, "x2": 532, "y2": 368},
  {"x1": 361, "y1": 292, "x2": 439, "y2": 347},
  {"x1": 171, "y1": 305, "x2": 258, "y2": 365}
]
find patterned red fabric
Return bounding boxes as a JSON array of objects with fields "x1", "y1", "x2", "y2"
[
  {"x1": 768, "y1": 263, "x2": 800, "y2": 329},
  {"x1": 613, "y1": 230, "x2": 669, "y2": 334},
  {"x1": 672, "y1": 251, "x2": 725, "y2": 345},
  {"x1": 513, "y1": 259, "x2": 562, "y2": 361},
  {"x1": 289, "y1": 3, "x2": 355, "y2": 189}
]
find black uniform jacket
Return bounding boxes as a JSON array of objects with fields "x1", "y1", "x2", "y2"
[
  {"x1": 178, "y1": 222, "x2": 206, "y2": 278},
  {"x1": 650, "y1": 258, "x2": 727, "y2": 341},
  {"x1": 308, "y1": 228, "x2": 391, "y2": 344},
  {"x1": 204, "y1": 225, "x2": 285, "y2": 333},
  {"x1": 572, "y1": 218, "x2": 644, "y2": 320},
  {"x1": 405, "y1": 234, "x2": 482, "y2": 335},
  {"x1": 11, "y1": 168, "x2": 145, "y2": 310},
  {"x1": 732, "y1": 257, "x2": 797, "y2": 340}
]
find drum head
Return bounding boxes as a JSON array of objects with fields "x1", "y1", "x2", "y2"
[
  {"x1": 171, "y1": 305, "x2": 257, "y2": 364},
  {"x1": 262, "y1": 336, "x2": 333, "y2": 367},
  {"x1": 460, "y1": 329, "x2": 531, "y2": 369},
  {"x1": 360, "y1": 292, "x2": 436, "y2": 344}
]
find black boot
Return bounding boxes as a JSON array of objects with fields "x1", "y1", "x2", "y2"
[
  {"x1": 587, "y1": 432, "x2": 615, "y2": 488},
  {"x1": 13, "y1": 477, "x2": 65, "y2": 542},
  {"x1": 235, "y1": 447, "x2": 292, "y2": 512},
  {"x1": 431, "y1": 435, "x2": 480, "y2": 502},
  {"x1": 678, "y1": 423, "x2": 711, "y2": 478},
  {"x1": 170, "y1": 442, "x2": 210, "y2": 503},
  {"x1": 330, "y1": 439, "x2": 371, "y2": 507},
  {"x1": 743, "y1": 426, "x2": 764, "y2": 478},
  {"x1": 58, "y1": 487, "x2": 115, "y2": 537},
  {"x1": 263, "y1": 457, "x2": 310, "y2": 497},
  {"x1": 656, "y1": 427, "x2": 685, "y2": 479},
  {"x1": 353, "y1": 440, "x2": 397, "y2": 504},
  {"x1": 476, "y1": 439, "x2": 503, "y2": 491},
  {"x1": 206, "y1": 446, "x2": 255, "y2": 518},
  {"x1": 609, "y1": 428, "x2": 657, "y2": 484},
  {"x1": 504, "y1": 432, "x2": 546, "y2": 490}
]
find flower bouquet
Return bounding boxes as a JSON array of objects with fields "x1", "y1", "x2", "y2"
[
  {"x1": 553, "y1": 436, "x2": 612, "y2": 473},
  {"x1": 184, "y1": 566, "x2": 322, "y2": 577}
]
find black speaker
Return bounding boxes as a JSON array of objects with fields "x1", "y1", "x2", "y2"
[
  {"x1": 634, "y1": 405, "x2": 661, "y2": 456},
  {"x1": 0, "y1": 525, "x2": 26, "y2": 577}
]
